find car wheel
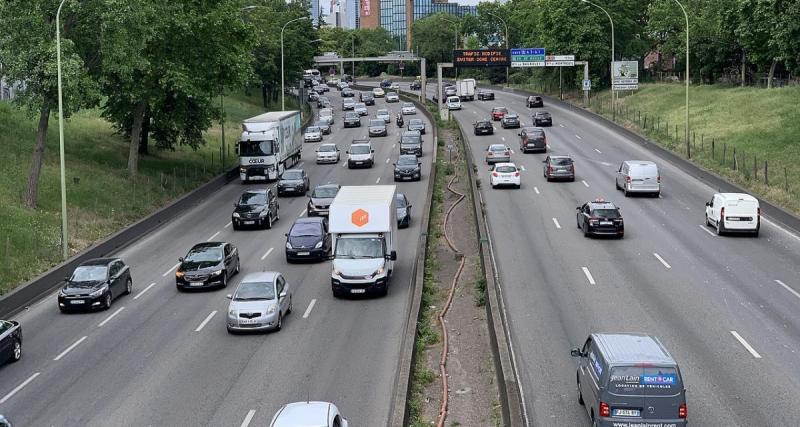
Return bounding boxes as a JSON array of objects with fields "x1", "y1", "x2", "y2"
[
  {"x1": 11, "y1": 339, "x2": 22, "y2": 362},
  {"x1": 275, "y1": 313, "x2": 283, "y2": 331},
  {"x1": 516, "y1": 184, "x2": 521, "y2": 189},
  {"x1": 583, "y1": 223, "x2": 589, "y2": 238},
  {"x1": 221, "y1": 273, "x2": 228, "y2": 288},
  {"x1": 232, "y1": 223, "x2": 240, "y2": 231},
  {"x1": 754, "y1": 227, "x2": 760, "y2": 237},
  {"x1": 716, "y1": 219, "x2": 723, "y2": 236},
  {"x1": 287, "y1": 297, "x2": 293, "y2": 314},
  {"x1": 624, "y1": 186, "x2": 629, "y2": 197},
  {"x1": 125, "y1": 278, "x2": 132, "y2": 295},
  {"x1": 615, "y1": 179, "x2": 621, "y2": 190},
  {"x1": 577, "y1": 377, "x2": 584, "y2": 405},
  {"x1": 265, "y1": 213, "x2": 273, "y2": 229},
  {"x1": 235, "y1": 259, "x2": 240, "y2": 275},
  {"x1": 104, "y1": 293, "x2": 113, "y2": 310}
]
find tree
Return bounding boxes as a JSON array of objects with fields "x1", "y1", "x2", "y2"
[{"x1": 412, "y1": 13, "x2": 460, "y2": 76}]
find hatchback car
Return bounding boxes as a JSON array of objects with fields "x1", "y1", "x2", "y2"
[
  {"x1": 491, "y1": 106, "x2": 509, "y2": 121},
  {"x1": 354, "y1": 102, "x2": 368, "y2": 116},
  {"x1": 543, "y1": 155, "x2": 575, "y2": 181},
  {"x1": 315, "y1": 143, "x2": 340, "y2": 164},
  {"x1": 343, "y1": 111, "x2": 361, "y2": 128},
  {"x1": 396, "y1": 193, "x2": 412, "y2": 228},
  {"x1": 527, "y1": 95, "x2": 544, "y2": 108},
  {"x1": 408, "y1": 118, "x2": 426, "y2": 134},
  {"x1": 232, "y1": 188, "x2": 279, "y2": 229},
  {"x1": 226, "y1": 271, "x2": 292, "y2": 333},
  {"x1": 341, "y1": 88, "x2": 355, "y2": 97},
  {"x1": 485, "y1": 144, "x2": 511, "y2": 164},
  {"x1": 307, "y1": 184, "x2": 340, "y2": 216},
  {"x1": 304, "y1": 126, "x2": 322, "y2": 143},
  {"x1": 399, "y1": 131, "x2": 423, "y2": 157},
  {"x1": 394, "y1": 154, "x2": 422, "y2": 181},
  {"x1": 372, "y1": 87, "x2": 385, "y2": 97},
  {"x1": 616, "y1": 160, "x2": 661, "y2": 197},
  {"x1": 277, "y1": 169, "x2": 309, "y2": 196},
  {"x1": 490, "y1": 162, "x2": 521, "y2": 189},
  {"x1": 269, "y1": 401, "x2": 348, "y2": 427},
  {"x1": 501, "y1": 112, "x2": 521, "y2": 129},
  {"x1": 58, "y1": 258, "x2": 132, "y2": 312},
  {"x1": 446, "y1": 96, "x2": 462, "y2": 110},
  {"x1": 342, "y1": 98, "x2": 355, "y2": 110},
  {"x1": 474, "y1": 120, "x2": 494, "y2": 136},
  {"x1": 176, "y1": 242, "x2": 240, "y2": 290},
  {"x1": 314, "y1": 120, "x2": 331, "y2": 135},
  {"x1": 360, "y1": 91, "x2": 375, "y2": 105},
  {"x1": 0, "y1": 320, "x2": 22, "y2": 365},
  {"x1": 386, "y1": 92, "x2": 400, "y2": 102},
  {"x1": 285, "y1": 217, "x2": 330, "y2": 262},
  {"x1": 368, "y1": 119, "x2": 388, "y2": 137},
  {"x1": 376, "y1": 108, "x2": 391, "y2": 124},
  {"x1": 401, "y1": 102, "x2": 416, "y2": 115},
  {"x1": 519, "y1": 127, "x2": 547, "y2": 153},
  {"x1": 347, "y1": 140, "x2": 374, "y2": 168},
  {"x1": 576, "y1": 198, "x2": 624, "y2": 238},
  {"x1": 316, "y1": 96, "x2": 330, "y2": 109},
  {"x1": 477, "y1": 90, "x2": 495, "y2": 100},
  {"x1": 533, "y1": 111, "x2": 553, "y2": 126}
]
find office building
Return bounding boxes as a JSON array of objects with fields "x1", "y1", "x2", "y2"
[{"x1": 361, "y1": 0, "x2": 476, "y2": 50}]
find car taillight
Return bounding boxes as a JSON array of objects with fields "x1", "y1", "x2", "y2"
[
  {"x1": 626, "y1": 175, "x2": 632, "y2": 183},
  {"x1": 514, "y1": 172, "x2": 520, "y2": 177},
  {"x1": 757, "y1": 207, "x2": 761, "y2": 217},
  {"x1": 492, "y1": 172, "x2": 498, "y2": 177},
  {"x1": 504, "y1": 151, "x2": 510, "y2": 156},
  {"x1": 600, "y1": 402, "x2": 610, "y2": 417},
  {"x1": 720, "y1": 207, "x2": 725, "y2": 222},
  {"x1": 679, "y1": 403, "x2": 687, "y2": 418},
  {"x1": 657, "y1": 175, "x2": 661, "y2": 183}
]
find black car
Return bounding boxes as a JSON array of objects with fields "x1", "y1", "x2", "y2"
[
  {"x1": 474, "y1": 120, "x2": 494, "y2": 135},
  {"x1": 533, "y1": 111, "x2": 553, "y2": 126},
  {"x1": 277, "y1": 169, "x2": 309, "y2": 196},
  {"x1": 360, "y1": 92, "x2": 375, "y2": 105},
  {"x1": 314, "y1": 120, "x2": 331, "y2": 135},
  {"x1": 396, "y1": 193, "x2": 412, "y2": 228},
  {"x1": 477, "y1": 90, "x2": 495, "y2": 101},
  {"x1": 308, "y1": 184, "x2": 340, "y2": 216},
  {"x1": 0, "y1": 319, "x2": 22, "y2": 365},
  {"x1": 527, "y1": 95, "x2": 544, "y2": 108},
  {"x1": 285, "y1": 217, "x2": 331, "y2": 262},
  {"x1": 342, "y1": 74, "x2": 354, "y2": 83},
  {"x1": 543, "y1": 155, "x2": 575, "y2": 181},
  {"x1": 232, "y1": 188, "x2": 279, "y2": 229},
  {"x1": 519, "y1": 127, "x2": 547, "y2": 153},
  {"x1": 368, "y1": 119, "x2": 388, "y2": 137},
  {"x1": 341, "y1": 88, "x2": 355, "y2": 97},
  {"x1": 410, "y1": 80, "x2": 422, "y2": 90},
  {"x1": 58, "y1": 258, "x2": 132, "y2": 312},
  {"x1": 343, "y1": 111, "x2": 361, "y2": 128},
  {"x1": 380, "y1": 79, "x2": 392, "y2": 89},
  {"x1": 501, "y1": 112, "x2": 521, "y2": 129},
  {"x1": 176, "y1": 242, "x2": 240, "y2": 290},
  {"x1": 394, "y1": 154, "x2": 422, "y2": 182},
  {"x1": 399, "y1": 131, "x2": 423, "y2": 157},
  {"x1": 407, "y1": 118, "x2": 426, "y2": 135},
  {"x1": 576, "y1": 199, "x2": 624, "y2": 238}
]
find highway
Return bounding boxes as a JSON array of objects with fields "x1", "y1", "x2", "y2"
[
  {"x1": 379, "y1": 81, "x2": 800, "y2": 426},
  {"x1": 0, "y1": 87, "x2": 434, "y2": 425}
]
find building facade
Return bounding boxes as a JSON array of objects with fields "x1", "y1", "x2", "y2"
[{"x1": 362, "y1": 0, "x2": 476, "y2": 50}]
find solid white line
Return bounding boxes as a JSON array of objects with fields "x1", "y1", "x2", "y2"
[
  {"x1": 582, "y1": 180, "x2": 589, "y2": 187},
  {"x1": 730, "y1": 331, "x2": 762, "y2": 358},
  {"x1": 653, "y1": 253, "x2": 672, "y2": 269},
  {"x1": 534, "y1": 186, "x2": 540, "y2": 194},
  {"x1": 240, "y1": 410, "x2": 257, "y2": 427},
  {"x1": 559, "y1": 124, "x2": 565, "y2": 128},
  {"x1": 601, "y1": 162, "x2": 613, "y2": 166},
  {"x1": 385, "y1": 157, "x2": 390, "y2": 163},
  {"x1": 594, "y1": 148, "x2": 602, "y2": 154},
  {"x1": 297, "y1": 162, "x2": 304, "y2": 168},
  {"x1": 194, "y1": 311, "x2": 217, "y2": 332},
  {"x1": 520, "y1": 165, "x2": 526, "y2": 171},
  {"x1": 261, "y1": 247, "x2": 274, "y2": 260},
  {"x1": 298, "y1": 208, "x2": 306, "y2": 217},
  {"x1": 133, "y1": 282, "x2": 157, "y2": 300},
  {"x1": 552, "y1": 218, "x2": 561, "y2": 229},
  {"x1": 698, "y1": 224, "x2": 716, "y2": 236},
  {"x1": 581, "y1": 267, "x2": 596, "y2": 285},
  {"x1": 0, "y1": 372, "x2": 40, "y2": 404},
  {"x1": 575, "y1": 134, "x2": 582, "y2": 140},
  {"x1": 224, "y1": 221, "x2": 232, "y2": 229},
  {"x1": 775, "y1": 280, "x2": 800, "y2": 301},
  {"x1": 54, "y1": 336, "x2": 87, "y2": 361},
  {"x1": 376, "y1": 177, "x2": 381, "y2": 184},
  {"x1": 207, "y1": 231, "x2": 220, "y2": 241},
  {"x1": 303, "y1": 299, "x2": 317, "y2": 319},
  {"x1": 501, "y1": 137, "x2": 505, "y2": 141},
  {"x1": 162, "y1": 262, "x2": 181, "y2": 277},
  {"x1": 97, "y1": 307, "x2": 125, "y2": 327}
]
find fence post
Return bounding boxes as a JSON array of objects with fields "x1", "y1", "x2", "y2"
[
  {"x1": 785, "y1": 167, "x2": 789, "y2": 192},
  {"x1": 733, "y1": 148, "x2": 737, "y2": 171},
  {"x1": 722, "y1": 143, "x2": 727, "y2": 165},
  {"x1": 675, "y1": 124, "x2": 678, "y2": 144},
  {"x1": 754, "y1": 156, "x2": 758, "y2": 180},
  {"x1": 764, "y1": 160, "x2": 769, "y2": 185},
  {"x1": 712, "y1": 138, "x2": 715, "y2": 159},
  {"x1": 701, "y1": 134, "x2": 704, "y2": 152},
  {"x1": 644, "y1": 115, "x2": 647, "y2": 130}
]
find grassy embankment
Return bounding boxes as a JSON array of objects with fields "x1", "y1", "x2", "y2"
[{"x1": 0, "y1": 92, "x2": 299, "y2": 295}]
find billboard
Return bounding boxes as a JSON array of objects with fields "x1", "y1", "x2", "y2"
[
  {"x1": 612, "y1": 61, "x2": 639, "y2": 90},
  {"x1": 453, "y1": 49, "x2": 510, "y2": 67}
]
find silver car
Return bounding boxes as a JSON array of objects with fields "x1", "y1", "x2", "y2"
[
  {"x1": 304, "y1": 126, "x2": 322, "y2": 143},
  {"x1": 376, "y1": 108, "x2": 391, "y2": 123},
  {"x1": 342, "y1": 98, "x2": 355, "y2": 110},
  {"x1": 616, "y1": 160, "x2": 661, "y2": 197},
  {"x1": 315, "y1": 143, "x2": 340, "y2": 164},
  {"x1": 401, "y1": 102, "x2": 416, "y2": 115},
  {"x1": 270, "y1": 401, "x2": 348, "y2": 427},
  {"x1": 354, "y1": 102, "x2": 368, "y2": 116},
  {"x1": 226, "y1": 272, "x2": 292, "y2": 333},
  {"x1": 485, "y1": 144, "x2": 511, "y2": 164},
  {"x1": 386, "y1": 92, "x2": 400, "y2": 102}
]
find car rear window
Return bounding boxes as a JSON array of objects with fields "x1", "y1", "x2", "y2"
[
  {"x1": 490, "y1": 145, "x2": 507, "y2": 152},
  {"x1": 495, "y1": 166, "x2": 517, "y2": 173},
  {"x1": 609, "y1": 367, "x2": 682, "y2": 396},
  {"x1": 591, "y1": 208, "x2": 620, "y2": 218},
  {"x1": 551, "y1": 157, "x2": 572, "y2": 165}
]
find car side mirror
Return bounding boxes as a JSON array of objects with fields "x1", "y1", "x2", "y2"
[
  {"x1": 279, "y1": 291, "x2": 287, "y2": 299},
  {"x1": 371, "y1": 149, "x2": 375, "y2": 153},
  {"x1": 393, "y1": 163, "x2": 397, "y2": 166},
  {"x1": 389, "y1": 250, "x2": 397, "y2": 261},
  {"x1": 542, "y1": 160, "x2": 547, "y2": 163},
  {"x1": 408, "y1": 204, "x2": 412, "y2": 208},
  {"x1": 345, "y1": 151, "x2": 349, "y2": 154},
  {"x1": 64, "y1": 275, "x2": 70, "y2": 281},
  {"x1": 705, "y1": 202, "x2": 711, "y2": 207},
  {"x1": 570, "y1": 347, "x2": 582, "y2": 358},
  {"x1": 488, "y1": 166, "x2": 493, "y2": 171},
  {"x1": 576, "y1": 206, "x2": 581, "y2": 210},
  {"x1": 178, "y1": 257, "x2": 184, "y2": 262},
  {"x1": 226, "y1": 294, "x2": 232, "y2": 299},
  {"x1": 284, "y1": 233, "x2": 289, "y2": 237}
]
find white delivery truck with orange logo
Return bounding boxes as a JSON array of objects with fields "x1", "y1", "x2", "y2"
[{"x1": 328, "y1": 185, "x2": 397, "y2": 298}]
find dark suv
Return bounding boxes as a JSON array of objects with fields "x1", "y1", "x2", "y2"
[
  {"x1": 576, "y1": 198, "x2": 624, "y2": 238},
  {"x1": 474, "y1": 120, "x2": 494, "y2": 135},
  {"x1": 519, "y1": 127, "x2": 547, "y2": 153},
  {"x1": 399, "y1": 131, "x2": 423, "y2": 157},
  {"x1": 527, "y1": 95, "x2": 543, "y2": 108},
  {"x1": 533, "y1": 111, "x2": 553, "y2": 126},
  {"x1": 360, "y1": 92, "x2": 375, "y2": 105},
  {"x1": 276, "y1": 169, "x2": 309, "y2": 196},
  {"x1": 232, "y1": 188, "x2": 279, "y2": 229},
  {"x1": 343, "y1": 111, "x2": 361, "y2": 128},
  {"x1": 543, "y1": 155, "x2": 575, "y2": 181}
]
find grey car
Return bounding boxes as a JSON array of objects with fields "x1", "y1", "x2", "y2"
[
  {"x1": 226, "y1": 272, "x2": 292, "y2": 333},
  {"x1": 485, "y1": 144, "x2": 511, "y2": 164},
  {"x1": 354, "y1": 102, "x2": 368, "y2": 116},
  {"x1": 571, "y1": 333, "x2": 687, "y2": 427},
  {"x1": 276, "y1": 169, "x2": 309, "y2": 196},
  {"x1": 543, "y1": 155, "x2": 575, "y2": 181},
  {"x1": 616, "y1": 160, "x2": 660, "y2": 197},
  {"x1": 386, "y1": 92, "x2": 400, "y2": 102},
  {"x1": 342, "y1": 98, "x2": 355, "y2": 110},
  {"x1": 376, "y1": 108, "x2": 391, "y2": 123},
  {"x1": 304, "y1": 126, "x2": 322, "y2": 143},
  {"x1": 307, "y1": 184, "x2": 340, "y2": 216},
  {"x1": 314, "y1": 120, "x2": 331, "y2": 135},
  {"x1": 368, "y1": 119, "x2": 388, "y2": 137}
]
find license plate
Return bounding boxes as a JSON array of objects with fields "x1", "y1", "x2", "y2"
[
  {"x1": 350, "y1": 289, "x2": 366, "y2": 294},
  {"x1": 190, "y1": 282, "x2": 204, "y2": 287},
  {"x1": 243, "y1": 221, "x2": 254, "y2": 225},
  {"x1": 298, "y1": 252, "x2": 310, "y2": 256},
  {"x1": 355, "y1": 162, "x2": 363, "y2": 165},
  {"x1": 613, "y1": 409, "x2": 640, "y2": 417},
  {"x1": 600, "y1": 221, "x2": 612, "y2": 225},
  {"x1": 404, "y1": 177, "x2": 413, "y2": 180},
  {"x1": 70, "y1": 300, "x2": 85, "y2": 304}
]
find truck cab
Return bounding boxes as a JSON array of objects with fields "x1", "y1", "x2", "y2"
[{"x1": 238, "y1": 111, "x2": 302, "y2": 182}]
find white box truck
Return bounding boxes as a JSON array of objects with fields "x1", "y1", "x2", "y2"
[
  {"x1": 457, "y1": 78, "x2": 476, "y2": 101},
  {"x1": 329, "y1": 185, "x2": 398, "y2": 297},
  {"x1": 237, "y1": 111, "x2": 303, "y2": 182}
]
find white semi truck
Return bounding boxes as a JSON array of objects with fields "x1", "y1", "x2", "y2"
[
  {"x1": 457, "y1": 78, "x2": 476, "y2": 101},
  {"x1": 329, "y1": 185, "x2": 397, "y2": 297},
  {"x1": 238, "y1": 111, "x2": 303, "y2": 182}
]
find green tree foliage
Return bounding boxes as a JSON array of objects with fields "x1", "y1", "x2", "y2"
[
  {"x1": 411, "y1": 13, "x2": 460, "y2": 76},
  {"x1": 318, "y1": 26, "x2": 395, "y2": 76}
]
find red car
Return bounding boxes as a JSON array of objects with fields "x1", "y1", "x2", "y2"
[{"x1": 491, "y1": 106, "x2": 509, "y2": 121}]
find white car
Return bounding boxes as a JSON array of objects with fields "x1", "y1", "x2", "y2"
[
  {"x1": 304, "y1": 126, "x2": 322, "y2": 143},
  {"x1": 386, "y1": 92, "x2": 400, "y2": 102},
  {"x1": 446, "y1": 96, "x2": 462, "y2": 110},
  {"x1": 319, "y1": 108, "x2": 334, "y2": 125},
  {"x1": 490, "y1": 162, "x2": 521, "y2": 189},
  {"x1": 376, "y1": 108, "x2": 391, "y2": 123},
  {"x1": 372, "y1": 87, "x2": 385, "y2": 97},
  {"x1": 390, "y1": 82, "x2": 400, "y2": 90},
  {"x1": 270, "y1": 401, "x2": 348, "y2": 427},
  {"x1": 347, "y1": 140, "x2": 374, "y2": 168},
  {"x1": 315, "y1": 143, "x2": 340, "y2": 164},
  {"x1": 401, "y1": 102, "x2": 416, "y2": 115},
  {"x1": 354, "y1": 102, "x2": 368, "y2": 116},
  {"x1": 705, "y1": 192, "x2": 760, "y2": 236}
]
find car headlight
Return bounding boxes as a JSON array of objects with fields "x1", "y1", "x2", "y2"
[
  {"x1": 175, "y1": 271, "x2": 184, "y2": 278},
  {"x1": 266, "y1": 304, "x2": 277, "y2": 314},
  {"x1": 286, "y1": 241, "x2": 293, "y2": 249},
  {"x1": 259, "y1": 209, "x2": 269, "y2": 217},
  {"x1": 210, "y1": 269, "x2": 223, "y2": 277},
  {"x1": 314, "y1": 241, "x2": 323, "y2": 249},
  {"x1": 333, "y1": 268, "x2": 341, "y2": 276},
  {"x1": 228, "y1": 309, "x2": 237, "y2": 317},
  {"x1": 233, "y1": 212, "x2": 240, "y2": 218},
  {"x1": 374, "y1": 267, "x2": 385, "y2": 277},
  {"x1": 89, "y1": 284, "x2": 109, "y2": 298}
]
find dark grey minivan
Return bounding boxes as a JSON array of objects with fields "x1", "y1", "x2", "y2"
[{"x1": 571, "y1": 333, "x2": 687, "y2": 427}]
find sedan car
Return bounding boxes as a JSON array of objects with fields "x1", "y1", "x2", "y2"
[
  {"x1": 527, "y1": 95, "x2": 544, "y2": 108},
  {"x1": 501, "y1": 112, "x2": 521, "y2": 129},
  {"x1": 176, "y1": 242, "x2": 239, "y2": 291},
  {"x1": 376, "y1": 108, "x2": 391, "y2": 123},
  {"x1": 576, "y1": 198, "x2": 624, "y2": 238},
  {"x1": 474, "y1": 120, "x2": 494, "y2": 136},
  {"x1": 58, "y1": 258, "x2": 132, "y2": 312},
  {"x1": 368, "y1": 119, "x2": 388, "y2": 137},
  {"x1": 533, "y1": 111, "x2": 553, "y2": 126},
  {"x1": 316, "y1": 96, "x2": 330, "y2": 108},
  {"x1": 485, "y1": 144, "x2": 511, "y2": 164},
  {"x1": 491, "y1": 106, "x2": 509, "y2": 121},
  {"x1": 277, "y1": 169, "x2": 309, "y2": 196},
  {"x1": 401, "y1": 102, "x2": 416, "y2": 115},
  {"x1": 410, "y1": 80, "x2": 422, "y2": 90},
  {"x1": 543, "y1": 155, "x2": 575, "y2": 181},
  {"x1": 490, "y1": 162, "x2": 521, "y2": 189},
  {"x1": 269, "y1": 401, "x2": 348, "y2": 427},
  {"x1": 232, "y1": 188, "x2": 279, "y2": 229},
  {"x1": 389, "y1": 82, "x2": 400, "y2": 90},
  {"x1": 226, "y1": 271, "x2": 292, "y2": 333},
  {"x1": 477, "y1": 90, "x2": 495, "y2": 101},
  {"x1": 341, "y1": 88, "x2": 355, "y2": 97},
  {"x1": 354, "y1": 102, "x2": 368, "y2": 116},
  {"x1": 314, "y1": 120, "x2": 331, "y2": 135},
  {"x1": 343, "y1": 111, "x2": 361, "y2": 128},
  {"x1": 386, "y1": 92, "x2": 400, "y2": 102},
  {"x1": 285, "y1": 217, "x2": 330, "y2": 262},
  {"x1": 0, "y1": 320, "x2": 22, "y2": 365},
  {"x1": 307, "y1": 184, "x2": 340, "y2": 216},
  {"x1": 372, "y1": 87, "x2": 385, "y2": 98},
  {"x1": 360, "y1": 92, "x2": 375, "y2": 105},
  {"x1": 519, "y1": 127, "x2": 547, "y2": 153},
  {"x1": 315, "y1": 143, "x2": 340, "y2": 164},
  {"x1": 342, "y1": 98, "x2": 355, "y2": 110},
  {"x1": 304, "y1": 126, "x2": 323, "y2": 143},
  {"x1": 408, "y1": 118, "x2": 426, "y2": 134},
  {"x1": 396, "y1": 193, "x2": 413, "y2": 228},
  {"x1": 394, "y1": 154, "x2": 422, "y2": 181}
]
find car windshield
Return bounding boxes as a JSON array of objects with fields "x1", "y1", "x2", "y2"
[
  {"x1": 355, "y1": 103, "x2": 366, "y2": 109},
  {"x1": 477, "y1": 122, "x2": 491, "y2": 128},
  {"x1": 592, "y1": 208, "x2": 620, "y2": 218},
  {"x1": 345, "y1": 112, "x2": 359, "y2": 119},
  {"x1": 401, "y1": 135, "x2": 421, "y2": 144},
  {"x1": 335, "y1": 237, "x2": 384, "y2": 258},
  {"x1": 409, "y1": 119, "x2": 423, "y2": 126},
  {"x1": 185, "y1": 247, "x2": 223, "y2": 263},
  {"x1": 493, "y1": 107, "x2": 508, "y2": 113},
  {"x1": 490, "y1": 145, "x2": 507, "y2": 152},
  {"x1": 281, "y1": 170, "x2": 303, "y2": 180},
  {"x1": 398, "y1": 156, "x2": 417, "y2": 166},
  {"x1": 312, "y1": 186, "x2": 339, "y2": 198},
  {"x1": 403, "y1": 103, "x2": 414, "y2": 108},
  {"x1": 233, "y1": 281, "x2": 275, "y2": 301},
  {"x1": 537, "y1": 112, "x2": 551, "y2": 118},
  {"x1": 551, "y1": 157, "x2": 573, "y2": 165},
  {"x1": 238, "y1": 192, "x2": 266, "y2": 205},
  {"x1": 318, "y1": 145, "x2": 336, "y2": 152},
  {"x1": 387, "y1": 92, "x2": 397, "y2": 97},
  {"x1": 377, "y1": 109, "x2": 389, "y2": 116},
  {"x1": 609, "y1": 366, "x2": 681, "y2": 396},
  {"x1": 350, "y1": 145, "x2": 371, "y2": 154},
  {"x1": 238, "y1": 140, "x2": 273, "y2": 156},
  {"x1": 71, "y1": 265, "x2": 107, "y2": 282},
  {"x1": 306, "y1": 126, "x2": 320, "y2": 133},
  {"x1": 495, "y1": 165, "x2": 517, "y2": 173},
  {"x1": 314, "y1": 121, "x2": 328, "y2": 128},
  {"x1": 505, "y1": 114, "x2": 519, "y2": 119},
  {"x1": 370, "y1": 120, "x2": 384, "y2": 127},
  {"x1": 396, "y1": 195, "x2": 408, "y2": 208},
  {"x1": 290, "y1": 222, "x2": 322, "y2": 237},
  {"x1": 320, "y1": 109, "x2": 332, "y2": 117},
  {"x1": 344, "y1": 99, "x2": 354, "y2": 104}
]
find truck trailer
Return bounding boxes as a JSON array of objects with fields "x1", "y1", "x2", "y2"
[
  {"x1": 238, "y1": 111, "x2": 303, "y2": 182},
  {"x1": 457, "y1": 78, "x2": 476, "y2": 101}
]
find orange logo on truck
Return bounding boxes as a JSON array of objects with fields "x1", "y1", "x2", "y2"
[{"x1": 351, "y1": 209, "x2": 369, "y2": 227}]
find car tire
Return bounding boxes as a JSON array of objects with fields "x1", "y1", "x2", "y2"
[
  {"x1": 754, "y1": 227, "x2": 760, "y2": 237},
  {"x1": 624, "y1": 186, "x2": 630, "y2": 197},
  {"x1": 221, "y1": 273, "x2": 228, "y2": 288},
  {"x1": 577, "y1": 216, "x2": 582, "y2": 229},
  {"x1": 265, "y1": 213, "x2": 273, "y2": 229},
  {"x1": 516, "y1": 184, "x2": 521, "y2": 189},
  {"x1": 275, "y1": 313, "x2": 283, "y2": 331},
  {"x1": 577, "y1": 377, "x2": 584, "y2": 405},
  {"x1": 104, "y1": 293, "x2": 112, "y2": 310},
  {"x1": 615, "y1": 180, "x2": 621, "y2": 190},
  {"x1": 716, "y1": 219, "x2": 723, "y2": 236},
  {"x1": 705, "y1": 214, "x2": 711, "y2": 226},
  {"x1": 125, "y1": 278, "x2": 132, "y2": 295},
  {"x1": 11, "y1": 339, "x2": 22, "y2": 363},
  {"x1": 232, "y1": 223, "x2": 240, "y2": 231},
  {"x1": 235, "y1": 259, "x2": 240, "y2": 275},
  {"x1": 287, "y1": 297, "x2": 293, "y2": 314},
  {"x1": 583, "y1": 223, "x2": 589, "y2": 238}
]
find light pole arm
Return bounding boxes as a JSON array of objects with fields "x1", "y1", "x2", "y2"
[
  {"x1": 673, "y1": 0, "x2": 690, "y2": 155},
  {"x1": 280, "y1": 16, "x2": 309, "y2": 111}
]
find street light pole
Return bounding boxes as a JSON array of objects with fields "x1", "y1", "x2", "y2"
[
  {"x1": 674, "y1": 0, "x2": 690, "y2": 158},
  {"x1": 281, "y1": 16, "x2": 308, "y2": 110},
  {"x1": 56, "y1": 0, "x2": 69, "y2": 260},
  {"x1": 582, "y1": 0, "x2": 614, "y2": 120},
  {"x1": 486, "y1": 12, "x2": 509, "y2": 87}
]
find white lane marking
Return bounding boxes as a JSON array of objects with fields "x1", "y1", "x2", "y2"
[
  {"x1": 698, "y1": 224, "x2": 716, "y2": 236},
  {"x1": 581, "y1": 180, "x2": 589, "y2": 187},
  {"x1": 303, "y1": 299, "x2": 318, "y2": 319},
  {"x1": 297, "y1": 162, "x2": 304, "y2": 168},
  {"x1": 392, "y1": 143, "x2": 396, "y2": 149},
  {"x1": 575, "y1": 134, "x2": 582, "y2": 140},
  {"x1": 163, "y1": 262, "x2": 181, "y2": 277},
  {"x1": 730, "y1": 331, "x2": 762, "y2": 358},
  {"x1": 385, "y1": 157, "x2": 390, "y2": 163},
  {"x1": 501, "y1": 137, "x2": 505, "y2": 141},
  {"x1": 0, "y1": 372, "x2": 40, "y2": 404},
  {"x1": 559, "y1": 124, "x2": 565, "y2": 128},
  {"x1": 298, "y1": 208, "x2": 306, "y2": 217},
  {"x1": 520, "y1": 165, "x2": 526, "y2": 171},
  {"x1": 473, "y1": 110, "x2": 477, "y2": 115},
  {"x1": 376, "y1": 177, "x2": 381, "y2": 184},
  {"x1": 194, "y1": 311, "x2": 217, "y2": 332},
  {"x1": 581, "y1": 267, "x2": 596, "y2": 285},
  {"x1": 97, "y1": 307, "x2": 125, "y2": 327},
  {"x1": 775, "y1": 280, "x2": 800, "y2": 300},
  {"x1": 261, "y1": 247, "x2": 274, "y2": 260},
  {"x1": 224, "y1": 221, "x2": 232, "y2": 229},
  {"x1": 601, "y1": 162, "x2": 613, "y2": 166},
  {"x1": 54, "y1": 336, "x2": 88, "y2": 361},
  {"x1": 534, "y1": 186, "x2": 540, "y2": 194},
  {"x1": 207, "y1": 231, "x2": 220, "y2": 241},
  {"x1": 240, "y1": 410, "x2": 256, "y2": 427},
  {"x1": 134, "y1": 282, "x2": 157, "y2": 300},
  {"x1": 342, "y1": 161, "x2": 347, "y2": 167},
  {"x1": 552, "y1": 218, "x2": 561, "y2": 229},
  {"x1": 594, "y1": 148, "x2": 602, "y2": 154},
  {"x1": 653, "y1": 253, "x2": 672, "y2": 269}
]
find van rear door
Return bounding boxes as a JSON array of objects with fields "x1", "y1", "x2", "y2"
[
  {"x1": 724, "y1": 199, "x2": 759, "y2": 229},
  {"x1": 642, "y1": 366, "x2": 684, "y2": 421},
  {"x1": 607, "y1": 366, "x2": 646, "y2": 420},
  {"x1": 630, "y1": 163, "x2": 659, "y2": 191}
]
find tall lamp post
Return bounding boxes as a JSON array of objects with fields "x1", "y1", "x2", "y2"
[
  {"x1": 441, "y1": 17, "x2": 460, "y2": 80},
  {"x1": 582, "y1": 0, "x2": 614, "y2": 120},
  {"x1": 282, "y1": 16, "x2": 309, "y2": 110},
  {"x1": 674, "y1": 0, "x2": 690, "y2": 158},
  {"x1": 56, "y1": 0, "x2": 69, "y2": 260},
  {"x1": 486, "y1": 12, "x2": 509, "y2": 87}
]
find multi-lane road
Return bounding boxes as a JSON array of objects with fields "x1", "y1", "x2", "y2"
[{"x1": 0, "y1": 88, "x2": 434, "y2": 425}]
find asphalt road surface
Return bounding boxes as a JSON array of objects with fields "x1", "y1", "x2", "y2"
[{"x1": 0, "y1": 87, "x2": 433, "y2": 426}]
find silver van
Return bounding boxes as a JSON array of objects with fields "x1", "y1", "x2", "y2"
[
  {"x1": 615, "y1": 161, "x2": 660, "y2": 197},
  {"x1": 571, "y1": 333, "x2": 687, "y2": 427}
]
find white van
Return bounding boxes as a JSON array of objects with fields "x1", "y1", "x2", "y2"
[
  {"x1": 705, "y1": 193, "x2": 760, "y2": 236},
  {"x1": 446, "y1": 96, "x2": 461, "y2": 110},
  {"x1": 616, "y1": 160, "x2": 660, "y2": 197}
]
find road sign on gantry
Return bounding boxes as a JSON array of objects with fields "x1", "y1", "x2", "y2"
[
  {"x1": 511, "y1": 48, "x2": 545, "y2": 68},
  {"x1": 453, "y1": 49, "x2": 510, "y2": 67},
  {"x1": 545, "y1": 54, "x2": 575, "y2": 67}
]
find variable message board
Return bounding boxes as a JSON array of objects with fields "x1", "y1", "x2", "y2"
[{"x1": 453, "y1": 49, "x2": 510, "y2": 67}]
